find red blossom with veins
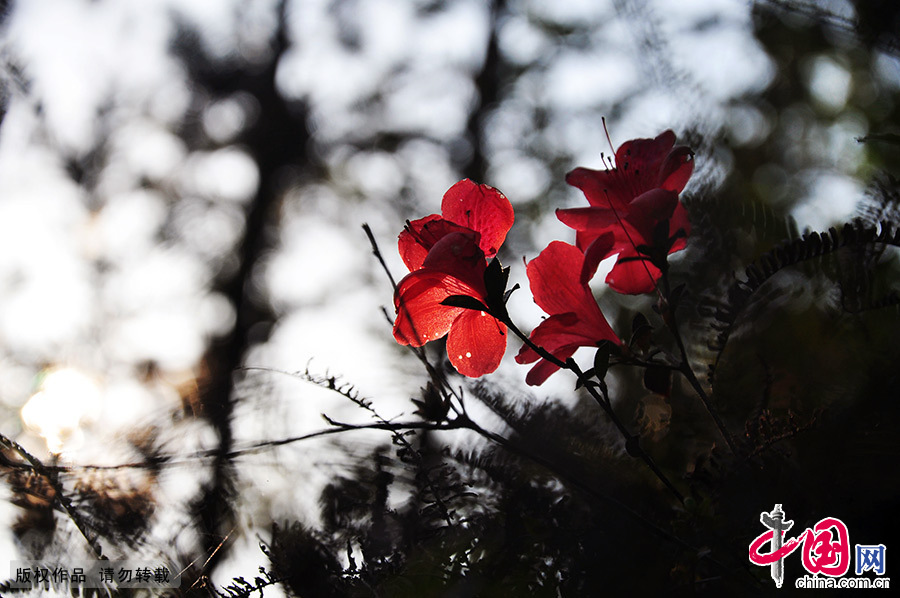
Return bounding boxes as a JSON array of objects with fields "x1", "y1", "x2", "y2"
[
  {"x1": 392, "y1": 180, "x2": 514, "y2": 378},
  {"x1": 399, "y1": 179, "x2": 515, "y2": 272},
  {"x1": 515, "y1": 239, "x2": 621, "y2": 386},
  {"x1": 557, "y1": 130, "x2": 694, "y2": 295}
]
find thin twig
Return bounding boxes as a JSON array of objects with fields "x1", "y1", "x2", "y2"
[
  {"x1": 456, "y1": 413, "x2": 691, "y2": 545},
  {"x1": 302, "y1": 368, "x2": 457, "y2": 525},
  {"x1": 364, "y1": 223, "x2": 466, "y2": 415},
  {"x1": 297, "y1": 370, "x2": 697, "y2": 555},
  {"x1": 0, "y1": 419, "x2": 458, "y2": 474},
  {"x1": 659, "y1": 271, "x2": 737, "y2": 454},
  {"x1": 0, "y1": 433, "x2": 105, "y2": 559},
  {"x1": 501, "y1": 316, "x2": 685, "y2": 503},
  {"x1": 363, "y1": 223, "x2": 400, "y2": 291}
]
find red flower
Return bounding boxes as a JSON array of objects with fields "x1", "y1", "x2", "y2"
[
  {"x1": 399, "y1": 179, "x2": 515, "y2": 272},
  {"x1": 515, "y1": 240, "x2": 620, "y2": 386},
  {"x1": 392, "y1": 180, "x2": 514, "y2": 378},
  {"x1": 393, "y1": 232, "x2": 507, "y2": 377},
  {"x1": 557, "y1": 130, "x2": 694, "y2": 294}
]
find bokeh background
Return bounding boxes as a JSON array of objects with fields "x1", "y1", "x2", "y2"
[{"x1": 0, "y1": 0, "x2": 898, "y2": 593}]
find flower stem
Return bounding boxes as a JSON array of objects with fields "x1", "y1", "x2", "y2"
[
  {"x1": 501, "y1": 316, "x2": 685, "y2": 504},
  {"x1": 455, "y1": 414, "x2": 693, "y2": 547},
  {"x1": 659, "y1": 271, "x2": 738, "y2": 454},
  {"x1": 0, "y1": 433, "x2": 105, "y2": 559}
]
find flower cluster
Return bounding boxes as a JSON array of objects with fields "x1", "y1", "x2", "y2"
[
  {"x1": 392, "y1": 179, "x2": 514, "y2": 378},
  {"x1": 513, "y1": 239, "x2": 619, "y2": 386},
  {"x1": 558, "y1": 130, "x2": 694, "y2": 294},
  {"x1": 392, "y1": 130, "x2": 694, "y2": 384}
]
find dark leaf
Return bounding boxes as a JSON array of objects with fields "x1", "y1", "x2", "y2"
[
  {"x1": 625, "y1": 435, "x2": 643, "y2": 458},
  {"x1": 483, "y1": 257, "x2": 510, "y2": 316},
  {"x1": 412, "y1": 382, "x2": 449, "y2": 422},
  {"x1": 593, "y1": 343, "x2": 611, "y2": 380},
  {"x1": 441, "y1": 295, "x2": 488, "y2": 312},
  {"x1": 643, "y1": 366, "x2": 672, "y2": 397},
  {"x1": 652, "y1": 218, "x2": 670, "y2": 251},
  {"x1": 668, "y1": 283, "x2": 687, "y2": 309},
  {"x1": 632, "y1": 313, "x2": 650, "y2": 334},
  {"x1": 503, "y1": 282, "x2": 520, "y2": 304},
  {"x1": 666, "y1": 227, "x2": 688, "y2": 252},
  {"x1": 635, "y1": 244, "x2": 654, "y2": 257},
  {"x1": 631, "y1": 313, "x2": 653, "y2": 352}
]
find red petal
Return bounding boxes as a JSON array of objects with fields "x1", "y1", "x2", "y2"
[
  {"x1": 393, "y1": 272, "x2": 464, "y2": 346},
  {"x1": 420, "y1": 232, "x2": 488, "y2": 295},
  {"x1": 447, "y1": 309, "x2": 507, "y2": 377},
  {"x1": 580, "y1": 232, "x2": 616, "y2": 284},
  {"x1": 565, "y1": 167, "x2": 633, "y2": 211},
  {"x1": 515, "y1": 312, "x2": 617, "y2": 386},
  {"x1": 615, "y1": 130, "x2": 676, "y2": 175},
  {"x1": 399, "y1": 215, "x2": 475, "y2": 271},
  {"x1": 527, "y1": 242, "x2": 593, "y2": 316},
  {"x1": 668, "y1": 202, "x2": 691, "y2": 254},
  {"x1": 441, "y1": 179, "x2": 514, "y2": 259},
  {"x1": 611, "y1": 131, "x2": 674, "y2": 195},
  {"x1": 558, "y1": 208, "x2": 639, "y2": 258},
  {"x1": 567, "y1": 130, "x2": 694, "y2": 212},
  {"x1": 514, "y1": 314, "x2": 577, "y2": 386},
  {"x1": 605, "y1": 254, "x2": 662, "y2": 295},
  {"x1": 659, "y1": 146, "x2": 694, "y2": 193},
  {"x1": 556, "y1": 206, "x2": 620, "y2": 234},
  {"x1": 522, "y1": 299, "x2": 618, "y2": 356},
  {"x1": 574, "y1": 229, "x2": 597, "y2": 252},
  {"x1": 523, "y1": 313, "x2": 600, "y2": 355},
  {"x1": 626, "y1": 188, "x2": 679, "y2": 238},
  {"x1": 522, "y1": 345, "x2": 577, "y2": 386}
]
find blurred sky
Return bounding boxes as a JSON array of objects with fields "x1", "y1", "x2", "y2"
[{"x1": 0, "y1": 0, "x2": 895, "y2": 587}]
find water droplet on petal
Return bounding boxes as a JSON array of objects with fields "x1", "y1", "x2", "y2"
[{"x1": 465, "y1": 352, "x2": 472, "y2": 358}]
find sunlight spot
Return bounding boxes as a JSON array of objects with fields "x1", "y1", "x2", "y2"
[
  {"x1": 807, "y1": 55, "x2": 851, "y2": 112},
  {"x1": 181, "y1": 147, "x2": 259, "y2": 204},
  {"x1": 20, "y1": 367, "x2": 102, "y2": 454}
]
